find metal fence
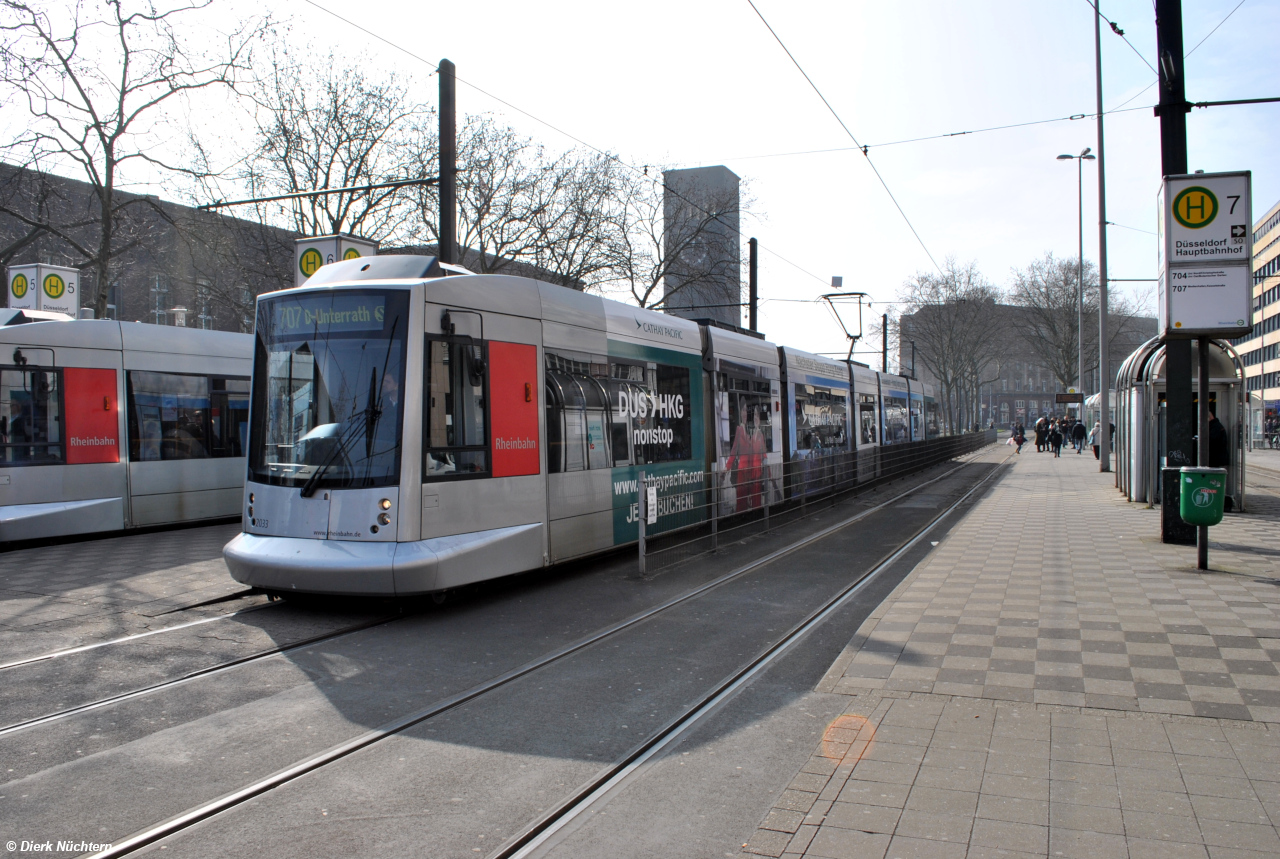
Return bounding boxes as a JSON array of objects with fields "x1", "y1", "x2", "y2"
[{"x1": 636, "y1": 429, "x2": 997, "y2": 574}]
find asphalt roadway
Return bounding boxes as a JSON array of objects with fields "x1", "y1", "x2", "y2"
[{"x1": 0, "y1": 456, "x2": 1005, "y2": 859}]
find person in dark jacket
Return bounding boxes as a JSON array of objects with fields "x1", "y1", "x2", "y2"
[
  {"x1": 1049, "y1": 422, "x2": 1064, "y2": 458},
  {"x1": 1071, "y1": 419, "x2": 1087, "y2": 453},
  {"x1": 1208, "y1": 407, "x2": 1233, "y2": 512},
  {"x1": 1208, "y1": 407, "x2": 1229, "y2": 468}
]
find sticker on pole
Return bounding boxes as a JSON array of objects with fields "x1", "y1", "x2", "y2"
[
  {"x1": 1192, "y1": 486, "x2": 1218, "y2": 508},
  {"x1": 646, "y1": 486, "x2": 657, "y2": 525}
]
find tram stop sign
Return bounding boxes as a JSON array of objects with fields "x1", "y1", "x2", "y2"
[
  {"x1": 1157, "y1": 171, "x2": 1252, "y2": 338},
  {"x1": 294, "y1": 234, "x2": 379, "y2": 287}
]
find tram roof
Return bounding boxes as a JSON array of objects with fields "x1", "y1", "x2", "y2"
[
  {"x1": 0, "y1": 315, "x2": 250, "y2": 358},
  {"x1": 780, "y1": 346, "x2": 851, "y2": 386}
]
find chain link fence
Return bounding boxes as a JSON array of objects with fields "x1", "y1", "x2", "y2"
[{"x1": 636, "y1": 429, "x2": 997, "y2": 574}]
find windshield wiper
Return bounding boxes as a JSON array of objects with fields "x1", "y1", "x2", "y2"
[
  {"x1": 299, "y1": 368, "x2": 389, "y2": 497},
  {"x1": 298, "y1": 421, "x2": 355, "y2": 498}
]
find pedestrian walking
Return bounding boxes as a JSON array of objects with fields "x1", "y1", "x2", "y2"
[
  {"x1": 1071, "y1": 419, "x2": 1087, "y2": 453},
  {"x1": 1088, "y1": 421, "x2": 1101, "y2": 460},
  {"x1": 1049, "y1": 422, "x2": 1064, "y2": 458},
  {"x1": 1034, "y1": 416, "x2": 1048, "y2": 452}
]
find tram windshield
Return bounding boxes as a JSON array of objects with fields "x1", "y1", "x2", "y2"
[{"x1": 249, "y1": 289, "x2": 410, "y2": 491}]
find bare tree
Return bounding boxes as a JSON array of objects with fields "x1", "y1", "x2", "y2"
[
  {"x1": 0, "y1": 0, "x2": 263, "y2": 318},
  {"x1": 602, "y1": 169, "x2": 745, "y2": 310},
  {"x1": 1009, "y1": 251, "x2": 1150, "y2": 392},
  {"x1": 898, "y1": 258, "x2": 1009, "y2": 433},
  {"x1": 168, "y1": 207, "x2": 292, "y2": 331},
  {"x1": 409, "y1": 114, "x2": 625, "y2": 289},
  {"x1": 0, "y1": 164, "x2": 98, "y2": 266},
  {"x1": 231, "y1": 48, "x2": 429, "y2": 242}
]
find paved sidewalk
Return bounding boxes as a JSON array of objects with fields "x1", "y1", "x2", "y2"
[
  {"x1": 740, "y1": 443, "x2": 1280, "y2": 859},
  {"x1": 0, "y1": 522, "x2": 250, "y2": 658}
]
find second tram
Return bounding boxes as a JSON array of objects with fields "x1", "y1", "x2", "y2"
[{"x1": 0, "y1": 309, "x2": 252, "y2": 542}]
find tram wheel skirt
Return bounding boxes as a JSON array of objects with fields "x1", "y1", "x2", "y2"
[
  {"x1": 223, "y1": 523, "x2": 545, "y2": 596},
  {"x1": 0, "y1": 497, "x2": 123, "y2": 542}
]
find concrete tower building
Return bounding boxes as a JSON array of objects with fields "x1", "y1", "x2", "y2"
[{"x1": 662, "y1": 166, "x2": 741, "y2": 326}]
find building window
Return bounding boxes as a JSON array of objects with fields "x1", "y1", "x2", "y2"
[{"x1": 196, "y1": 281, "x2": 214, "y2": 330}]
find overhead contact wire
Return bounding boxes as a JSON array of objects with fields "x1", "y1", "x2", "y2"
[
  {"x1": 743, "y1": 0, "x2": 942, "y2": 275},
  {"x1": 296, "y1": 0, "x2": 829, "y2": 290}
]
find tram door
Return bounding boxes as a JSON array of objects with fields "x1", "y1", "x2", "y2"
[{"x1": 417, "y1": 302, "x2": 547, "y2": 588}]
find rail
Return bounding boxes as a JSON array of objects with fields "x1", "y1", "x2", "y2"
[{"x1": 638, "y1": 429, "x2": 997, "y2": 573}]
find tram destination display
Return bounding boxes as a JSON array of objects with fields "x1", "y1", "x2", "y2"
[
  {"x1": 268, "y1": 293, "x2": 388, "y2": 336},
  {"x1": 1157, "y1": 171, "x2": 1253, "y2": 338}
]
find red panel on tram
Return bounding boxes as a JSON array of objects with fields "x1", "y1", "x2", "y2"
[
  {"x1": 488, "y1": 341, "x2": 539, "y2": 477},
  {"x1": 62, "y1": 367, "x2": 119, "y2": 464}
]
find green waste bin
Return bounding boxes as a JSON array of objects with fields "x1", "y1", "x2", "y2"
[{"x1": 1179, "y1": 467, "x2": 1228, "y2": 527}]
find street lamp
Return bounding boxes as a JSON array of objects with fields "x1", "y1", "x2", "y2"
[{"x1": 1057, "y1": 148, "x2": 1096, "y2": 409}]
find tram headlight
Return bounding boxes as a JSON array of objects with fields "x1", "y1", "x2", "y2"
[
  {"x1": 379, "y1": 498, "x2": 391, "y2": 510},
  {"x1": 249, "y1": 493, "x2": 255, "y2": 504},
  {"x1": 248, "y1": 506, "x2": 254, "y2": 517},
  {"x1": 378, "y1": 513, "x2": 391, "y2": 525}
]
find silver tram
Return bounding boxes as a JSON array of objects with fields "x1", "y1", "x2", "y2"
[
  {"x1": 223, "y1": 256, "x2": 937, "y2": 596},
  {"x1": 0, "y1": 308, "x2": 252, "y2": 541}
]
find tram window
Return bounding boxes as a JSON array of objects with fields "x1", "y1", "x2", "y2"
[
  {"x1": 610, "y1": 361, "x2": 692, "y2": 465},
  {"x1": 882, "y1": 394, "x2": 909, "y2": 443},
  {"x1": 128, "y1": 372, "x2": 212, "y2": 460},
  {"x1": 792, "y1": 385, "x2": 847, "y2": 454},
  {"x1": 544, "y1": 351, "x2": 612, "y2": 474},
  {"x1": 717, "y1": 371, "x2": 773, "y2": 463},
  {"x1": 857, "y1": 394, "x2": 877, "y2": 446},
  {"x1": 925, "y1": 400, "x2": 941, "y2": 438},
  {"x1": 211, "y1": 378, "x2": 250, "y2": 457},
  {"x1": 0, "y1": 368, "x2": 63, "y2": 465},
  {"x1": 424, "y1": 338, "x2": 489, "y2": 479}
]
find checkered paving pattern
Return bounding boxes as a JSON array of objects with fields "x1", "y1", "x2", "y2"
[
  {"x1": 829, "y1": 449, "x2": 1280, "y2": 722},
  {"x1": 739, "y1": 445, "x2": 1280, "y2": 859},
  {"x1": 0, "y1": 523, "x2": 245, "y2": 644}
]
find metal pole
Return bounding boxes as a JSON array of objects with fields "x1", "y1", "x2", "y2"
[
  {"x1": 1155, "y1": 0, "x2": 1189, "y2": 175},
  {"x1": 637, "y1": 470, "x2": 646, "y2": 575},
  {"x1": 748, "y1": 238, "x2": 758, "y2": 332},
  {"x1": 1078, "y1": 155, "x2": 1085, "y2": 400},
  {"x1": 763, "y1": 463, "x2": 770, "y2": 531},
  {"x1": 1198, "y1": 338, "x2": 1210, "y2": 569},
  {"x1": 438, "y1": 59, "x2": 457, "y2": 265},
  {"x1": 1095, "y1": 0, "x2": 1112, "y2": 472},
  {"x1": 710, "y1": 467, "x2": 718, "y2": 552},
  {"x1": 1157, "y1": 0, "x2": 1195, "y2": 546},
  {"x1": 882, "y1": 313, "x2": 889, "y2": 373}
]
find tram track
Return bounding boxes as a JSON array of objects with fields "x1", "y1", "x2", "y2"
[
  {"x1": 0, "y1": 613, "x2": 401, "y2": 739},
  {"x1": 497, "y1": 450, "x2": 1008, "y2": 858},
  {"x1": 84, "y1": 448, "x2": 1005, "y2": 859},
  {"x1": 0, "y1": 601, "x2": 278, "y2": 673}
]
